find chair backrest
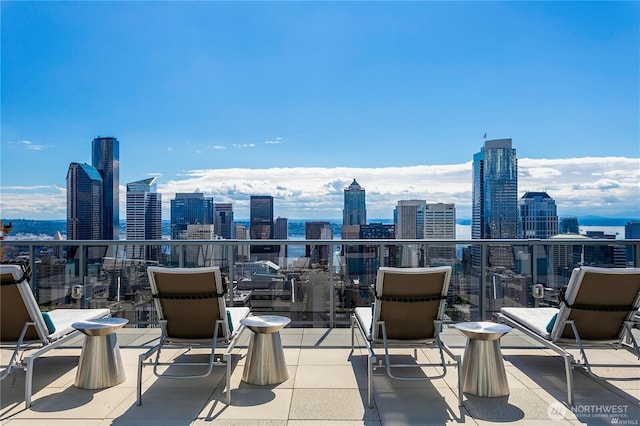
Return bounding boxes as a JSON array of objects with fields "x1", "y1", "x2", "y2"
[
  {"x1": 372, "y1": 266, "x2": 451, "y2": 341},
  {"x1": 551, "y1": 266, "x2": 640, "y2": 341},
  {"x1": 147, "y1": 266, "x2": 230, "y2": 340},
  {"x1": 0, "y1": 264, "x2": 49, "y2": 343}
]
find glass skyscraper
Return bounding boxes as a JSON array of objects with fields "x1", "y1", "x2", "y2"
[
  {"x1": 213, "y1": 203, "x2": 235, "y2": 239},
  {"x1": 472, "y1": 139, "x2": 518, "y2": 267},
  {"x1": 343, "y1": 179, "x2": 366, "y2": 226},
  {"x1": 519, "y1": 191, "x2": 558, "y2": 239},
  {"x1": 66, "y1": 162, "x2": 103, "y2": 241},
  {"x1": 170, "y1": 193, "x2": 214, "y2": 240},
  {"x1": 92, "y1": 137, "x2": 120, "y2": 240},
  {"x1": 126, "y1": 177, "x2": 162, "y2": 260},
  {"x1": 250, "y1": 195, "x2": 275, "y2": 260}
]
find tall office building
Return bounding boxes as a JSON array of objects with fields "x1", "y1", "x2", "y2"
[
  {"x1": 305, "y1": 221, "x2": 333, "y2": 266},
  {"x1": 343, "y1": 179, "x2": 366, "y2": 226},
  {"x1": 66, "y1": 162, "x2": 103, "y2": 242},
  {"x1": 472, "y1": 139, "x2": 518, "y2": 267},
  {"x1": 394, "y1": 200, "x2": 426, "y2": 239},
  {"x1": 125, "y1": 177, "x2": 162, "y2": 260},
  {"x1": 559, "y1": 217, "x2": 580, "y2": 234},
  {"x1": 92, "y1": 137, "x2": 119, "y2": 240},
  {"x1": 170, "y1": 193, "x2": 214, "y2": 240},
  {"x1": 625, "y1": 220, "x2": 640, "y2": 265},
  {"x1": 424, "y1": 203, "x2": 456, "y2": 261},
  {"x1": 250, "y1": 195, "x2": 276, "y2": 261},
  {"x1": 394, "y1": 200, "x2": 426, "y2": 266},
  {"x1": 519, "y1": 192, "x2": 558, "y2": 239},
  {"x1": 213, "y1": 203, "x2": 235, "y2": 239}
]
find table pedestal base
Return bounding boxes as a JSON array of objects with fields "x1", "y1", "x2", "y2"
[
  {"x1": 462, "y1": 339, "x2": 509, "y2": 397},
  {"x1": 242, "y1": 332, "x2": 288, "y2": 385},
  {"x1": 75, "y1": 333, "x2": 126, "y2": 389}
]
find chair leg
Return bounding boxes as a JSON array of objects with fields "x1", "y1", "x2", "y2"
[
  {"x1": 25, "y1": 356, "x2": 34, "y2": 408},
  {"x1": 563, "y1": 353, "x2": 574, "y2": 407},
  {"x1": 224, "y1": 352, "x2": 231, "y2": 405},
  {"x1": 367, "y1": 352, "x2": 374, "y2": 408}
]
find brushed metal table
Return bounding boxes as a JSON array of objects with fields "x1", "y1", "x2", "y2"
[
  {"x1": 72, "y1": 317, "x2": 129, "y2": 389},
  {"x1": 455, "y1": 321, "x2": 512, "y2": 397},
  {"x1": 240, "y1": 315, "x2": 291, "y2": 385}
]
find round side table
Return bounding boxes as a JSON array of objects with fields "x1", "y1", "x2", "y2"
[
  {"x1": 240, "y1": 315, "x2": 291, "y2": 385},
  {"x1": 72, "y1": 317, "x2": 129, "y2": 389},
  {"x1": 455, "y1": 321, "x2": 512, "y2": 397}
]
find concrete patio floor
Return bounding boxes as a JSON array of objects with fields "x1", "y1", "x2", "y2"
[{"x1": 1, "y1": 325, "x2": 639, "y2": 425}]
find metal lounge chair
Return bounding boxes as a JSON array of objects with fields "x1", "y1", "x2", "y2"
[
  {"x1": 137, "y1": 266, "x2": 250, "y2": 406},
  {"x1": 498, "y1": 266, "x2": 640, "y2": 407},
  {"x1": 351, "y1": 266, "x2": 462, "y2": 408},
  {"x1": 0, "y1": 262, "x2": 111, "y2": 408}
]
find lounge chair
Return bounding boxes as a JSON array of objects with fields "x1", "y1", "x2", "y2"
[
  {"x1": 498, "y1": 266, "x2": 640, "y2": 407},
  {"x1": 137, "y1": 266, "x2": 250, "y2": 406},
  {"x1": 0, "y1": 263, "x2": 111, "y2": 408},
  {"x1": 351, "y1": 266, "x2": 462, "y2": 407}
]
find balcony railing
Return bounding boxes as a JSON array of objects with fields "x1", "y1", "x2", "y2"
[{"x1": 2, "y1": 238, "x2": 638, "y2": 328}]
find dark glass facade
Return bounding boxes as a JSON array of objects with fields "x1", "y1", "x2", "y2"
[
  {"x1": 66, "y1": 162, "x2": 103, "y2": 242},
  {"x1": 343, "y1": 179, "x2": 366, "y2": 226},
  {"x1": 170, "y1": 193, "x2": 214, "y2": 239},
  {"x1": 250, "y1": 196, "x2": 275, "y2": 259},
  {"x1": 92, "y1": 137, "x2": 119, "y2": 240}
]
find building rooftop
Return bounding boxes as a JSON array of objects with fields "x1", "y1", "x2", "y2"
[{"x1": 2, "y1": 325, "x2": 639, "y2": 425}]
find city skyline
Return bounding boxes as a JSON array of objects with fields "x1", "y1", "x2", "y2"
[{"x1": 1, "y1": 1, "x2": 639, "y2": 221}]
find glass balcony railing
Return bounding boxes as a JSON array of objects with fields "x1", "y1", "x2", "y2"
[{"x1": 1, "y1": 238, "x2": 638, "y2": 328}]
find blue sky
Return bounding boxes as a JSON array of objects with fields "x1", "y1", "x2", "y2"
[{"x1": 1, "y1": 1, "x2": 639, "y2": 220}]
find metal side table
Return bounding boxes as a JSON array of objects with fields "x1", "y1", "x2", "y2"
[
  {"x1": 455, "y1": 321, "x2": 512, "y2": 397},
  {"x1": 240, "y1": 315, "x2": 291, "y2": 385},
  {"x1": 73, "y1": 317, "x2": 129, "y2": 389}
]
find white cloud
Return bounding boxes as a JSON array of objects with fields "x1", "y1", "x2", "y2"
[
  {"x1": 2, "y1": 157, "x2": 638, "y2": 220},
  {"x1": 17, "y1": 140, "x2": 47, "y2": 151}
]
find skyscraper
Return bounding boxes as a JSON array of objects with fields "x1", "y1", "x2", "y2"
[
  {"x1": 250, "y1": 195, "x2": 275, "y2": 260},
  {"x1": 472, "y1": 139, "x2": 518, "y2": 267},
  {"x1": 343, "y1": 179, "x2": 366, "y2": 226},
  {"x1": 424, "y1": 203, "x2": 456, "y2": 261},
  {"x1": 394, "y1": 199, "x2": 426, "y2": 266},
  {"x1": 92, "y1": 137, "x2": 119, "y2": 240},
  {"x1": 170, "y1": 193, "x2": 214, "y2": 240},
  {"x1": 559, "y1": 217, "x2": 580, "y2": 234},
  {"x1": 519, "y1": 192, "x2": 558, "y2": 239},
  {"x1": 213, "y1": 203, "x2": 235, "y2": 239},
  {"x1": 126, "y1": 177, "x2": 162, "y2": 260},
  {"x1": 305, "y1": 221, "x2": 333, "y2": 266},
  {"x1": 66, "y1": 162, "x2": 103, "y2": 241}
]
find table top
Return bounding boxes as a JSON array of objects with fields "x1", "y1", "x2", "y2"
[
  {"x1": 240, "y1": 315, "x2": 291, "y2": 334},
  {"x1": 72, "y1": 317, "x2": 129, "y2": 336},
  {"x1": 454, "y1": 321, "x2": 512, "y2": 341}
]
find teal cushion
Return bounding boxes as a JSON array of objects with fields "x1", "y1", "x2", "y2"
[
  {"x1": 546, "y1": 313, "x2": 557, "y2": 334},
  {"x1": 226, "y1": 310, "x2": 233, "y2": 334},
  {"x1": 41, "y1": 312, "x2": 56, "y2": 334}
]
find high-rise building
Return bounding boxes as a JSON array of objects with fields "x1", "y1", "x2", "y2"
[
  {"x1": 519, "y1": 192, "x2": 558, "y2": 239},
  {"x1": 559, "y1": 217, "x2": 580, "y2": 234},
  {"x1": 250, "y1": 195, "x2": 276, "y2": 260},
  {"x1": 213, "y1": 203, "x2": 235, "y2": 239},
  {"x1": 394, "y1": 200, "x2": 426, "y2": 266},
  {"x1": 343, "y1": 179, "x2": 366, "y2": 226},
  {"x1": 274, "y1": 216, "x2": 288, "y2": 264},
  {"x1": 625, "y1": 220, "x2": 640, "y2": 265},
  {"x1": 472, "y1": 138, "x2": 518, "y2": 267},
  {"x1": 424, "y1": 203, "x2": 456, "y2": 261},
  {"x1": 92, "y1": 137, "x2": 119, "y2": 240},
  {"x1": 66, "y1": 162, "x2": 103, "y2": 242},
  {"x1": 305, "y1": 221, "x2": 333, "y2": 266},
  {"x1": 125, "y1": 177, "x2": 162, "y2": 260},
  {"x1": 170, "y1": 193, "x2": 214, "y2": 240}
]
